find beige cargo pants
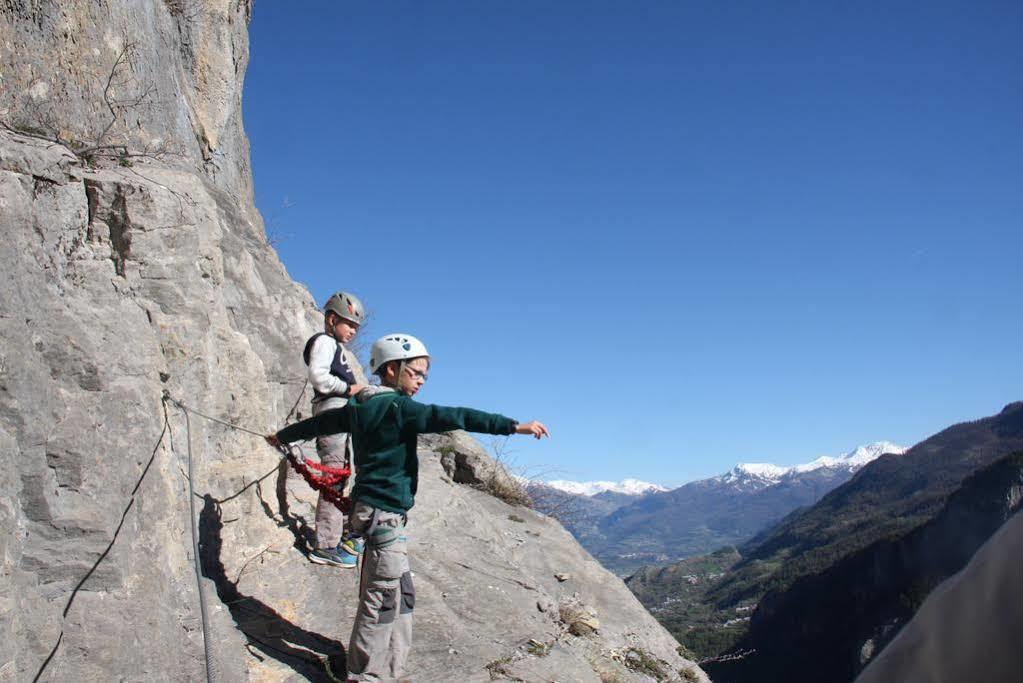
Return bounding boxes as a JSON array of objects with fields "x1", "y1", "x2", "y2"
[
  {"x1": 313, "y1": 396, "x2": 350, "y2": 549},
  {"x1": 346, "y1": 501, "x2": 414, "y2": 681}
]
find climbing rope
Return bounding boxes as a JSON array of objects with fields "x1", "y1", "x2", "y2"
[
  {"x1": 162, "y1": 392, "x2": 353, "y2": 509},
  {"x1": 162, "y1": 389, "x2": 354, "y2": 682},
  {"x1": 275, "y1": 442, "x2": 352, "y2": 513},
  {"x1": 168, "y1": 396, "x2": 220, "y2": 683},
  {"x1": 164, "y1": 397, "x2": 266, "y2": 437},
  {"x1": 284, "y1": 377, "x2": 308, "y2": 423}
]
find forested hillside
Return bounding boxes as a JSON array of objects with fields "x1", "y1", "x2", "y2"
[{"x1": 627, "y1": 402, "x2": 1023, "y2": 665}]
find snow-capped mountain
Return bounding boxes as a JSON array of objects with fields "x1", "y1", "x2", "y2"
[
  {"x1": 533, "y1": 441, "x2": 908, "y2": 575},
  {"x1": 523, "y1": 477, "x2": 670, "y2": 572},
  {"x1": 722, "y1": 441, "x2": 907, "y2": 488},
  {"x1": 542, "y1": 478, "x2": 668, "y2": 497}
]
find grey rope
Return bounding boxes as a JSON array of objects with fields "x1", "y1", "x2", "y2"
[
  {"x1": 168, "y1": 397, "x2": 266, "y2": 437},
  {"x1": 168, "y1": 396, "x2": 219, "y2": 683},
  {"x1": 34, "y1": 384, "x2": 317, "y2": 683},
  {"x1": 32, "y1": 414, "x2": 169, "y2": 683},
  {"x1": 161, "y1": 386, "x2": 322, "y2": 683},
  {"x1": 285, "y1": 377, "x2": 308, "y2": 422},
  {"x1": 168, "y1": 378, "x2": 307, "y2": 434}
]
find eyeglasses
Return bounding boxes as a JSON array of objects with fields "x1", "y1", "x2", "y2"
[{"x1": 403, "y1": 365, "x2": 429, "y2": 382}]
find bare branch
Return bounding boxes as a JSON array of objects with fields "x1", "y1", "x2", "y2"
[
  {"x1": 233, "y1": 544, "x2": 280, "y2": 584},
  {"x1": 3, "y1": 39, "x2": 172, "y2": 168},
  {"x1": 94, "y1": 44, "x2": 133, "y2": 146}
]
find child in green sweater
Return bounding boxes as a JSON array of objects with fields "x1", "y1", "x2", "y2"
[{"x1": 267, "y1": 333, "x2": 548, "y2": 681}]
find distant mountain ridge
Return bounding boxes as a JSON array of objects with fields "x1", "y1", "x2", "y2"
[
  {"x1": 536, "y1": 442, "x2": 906, "y2": 497},
  {"x1": 530, "y1": 441, "x2": 904, "y2": 575},
  {"x1": 723, "y1": 402, "x2": 1023, "y2": 604},
  {"x1": 595, "y1": 441, "x2": 906, "y2": 573}
]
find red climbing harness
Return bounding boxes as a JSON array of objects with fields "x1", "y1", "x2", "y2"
[{"x1": 277, "y1": 444, "x2": 352, "y2": 513}]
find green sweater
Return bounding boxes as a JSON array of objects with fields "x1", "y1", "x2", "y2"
[{"x1": 276, "y1": 391, "x2": 517, "y2": 513}]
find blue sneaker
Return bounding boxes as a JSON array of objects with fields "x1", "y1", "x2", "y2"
[
  {"x1": 337, "y1": 550, "x2": 359, "y2": 568},
  {"x1": 309, "y1": 546, "x2": 354, "y2": 568},
  {"x1": 340, "y1": 536, "x2": 364, "y2": 557}
]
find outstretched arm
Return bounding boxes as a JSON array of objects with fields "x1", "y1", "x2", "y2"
[
  {"x1": 267, "y1": 406, "x2": 355, "y2": 446},
  {"x1": 405, "y1": 400, "x2": 549, "y2": 439}
]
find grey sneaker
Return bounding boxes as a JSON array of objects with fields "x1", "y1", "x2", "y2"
[{"x1": 309, "y1": 546, "x2": 353, "y2": 568}]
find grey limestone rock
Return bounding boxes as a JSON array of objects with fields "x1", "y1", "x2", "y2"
[
  {"x1": 0, "y1": 0, "x2": 255, "y2": 199},
  {"x1": 0, "y1": 3, "x2": 706, "y2": 682},
  {"x1": 427, "y1": 430, "x2": 505, "y2": 486},
  {"x1": 559, "y1": 595, "x2": 601, "y2": 636}
]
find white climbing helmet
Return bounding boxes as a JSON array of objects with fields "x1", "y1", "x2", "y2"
[
  {"x1": 324, "y1": 290, "x2": 365, "y2": 325},
  {"x1": 369, "y1": 334, "x2": 430, "y2": 375}
]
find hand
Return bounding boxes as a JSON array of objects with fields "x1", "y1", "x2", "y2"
[
  {"x1": 348, "y1": 383, "x2": 368, "y2": 396},
  {"x1": 265, "y1": 434, "x2": 283, "y2": 449},
  {"x1": 515, "y1": 421, "x2": 550, "y2": 440}
]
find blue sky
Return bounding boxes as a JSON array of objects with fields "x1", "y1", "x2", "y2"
[{"x1": 245, "y1": 2, "x2": 1022, "y2": 487}]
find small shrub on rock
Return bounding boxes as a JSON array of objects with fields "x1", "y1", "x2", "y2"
[{"x1": 623, "y1": 648, "x2": 669, "y2": 680}]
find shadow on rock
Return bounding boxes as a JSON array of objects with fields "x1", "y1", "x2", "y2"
[
  {"x1": 272, "y1": 458, "x2": 317, "y2": 552},
  {"x1": 199, "y1": 494, "x2": 345, "y2": 681}
]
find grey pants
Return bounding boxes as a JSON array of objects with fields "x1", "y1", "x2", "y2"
[
  {"x1": 313, "y1": 396, "x2": 350, "y2": 549},
  {"x1": 347, "y1": 501, "x2": 414, "y2": 681}
]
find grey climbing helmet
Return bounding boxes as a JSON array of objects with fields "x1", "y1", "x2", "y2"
[
  {"x1": 369, "y1": 334, "x2": 430, "y2": 375},
  {"x1": 324, "y1": 291, "x2": 365, "y2": 325}
]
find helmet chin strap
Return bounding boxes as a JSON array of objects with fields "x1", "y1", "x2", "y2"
[
  {"x1": 380, "y1": 359, "x2": 412, "y2": 394},
  {"x1": 396, "y1": 360, "x2": 408, "y2": 395}
]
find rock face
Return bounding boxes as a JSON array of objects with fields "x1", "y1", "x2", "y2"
[
  {"x1": 854, "y1": 499, "x2": 1023, "y2": 683},
  {"x1": 0, "y1": 0, "x2": 255, "y2": 198},
  {"x1": 0, "y1": 4, "x2": 705, "y2": 681}
]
